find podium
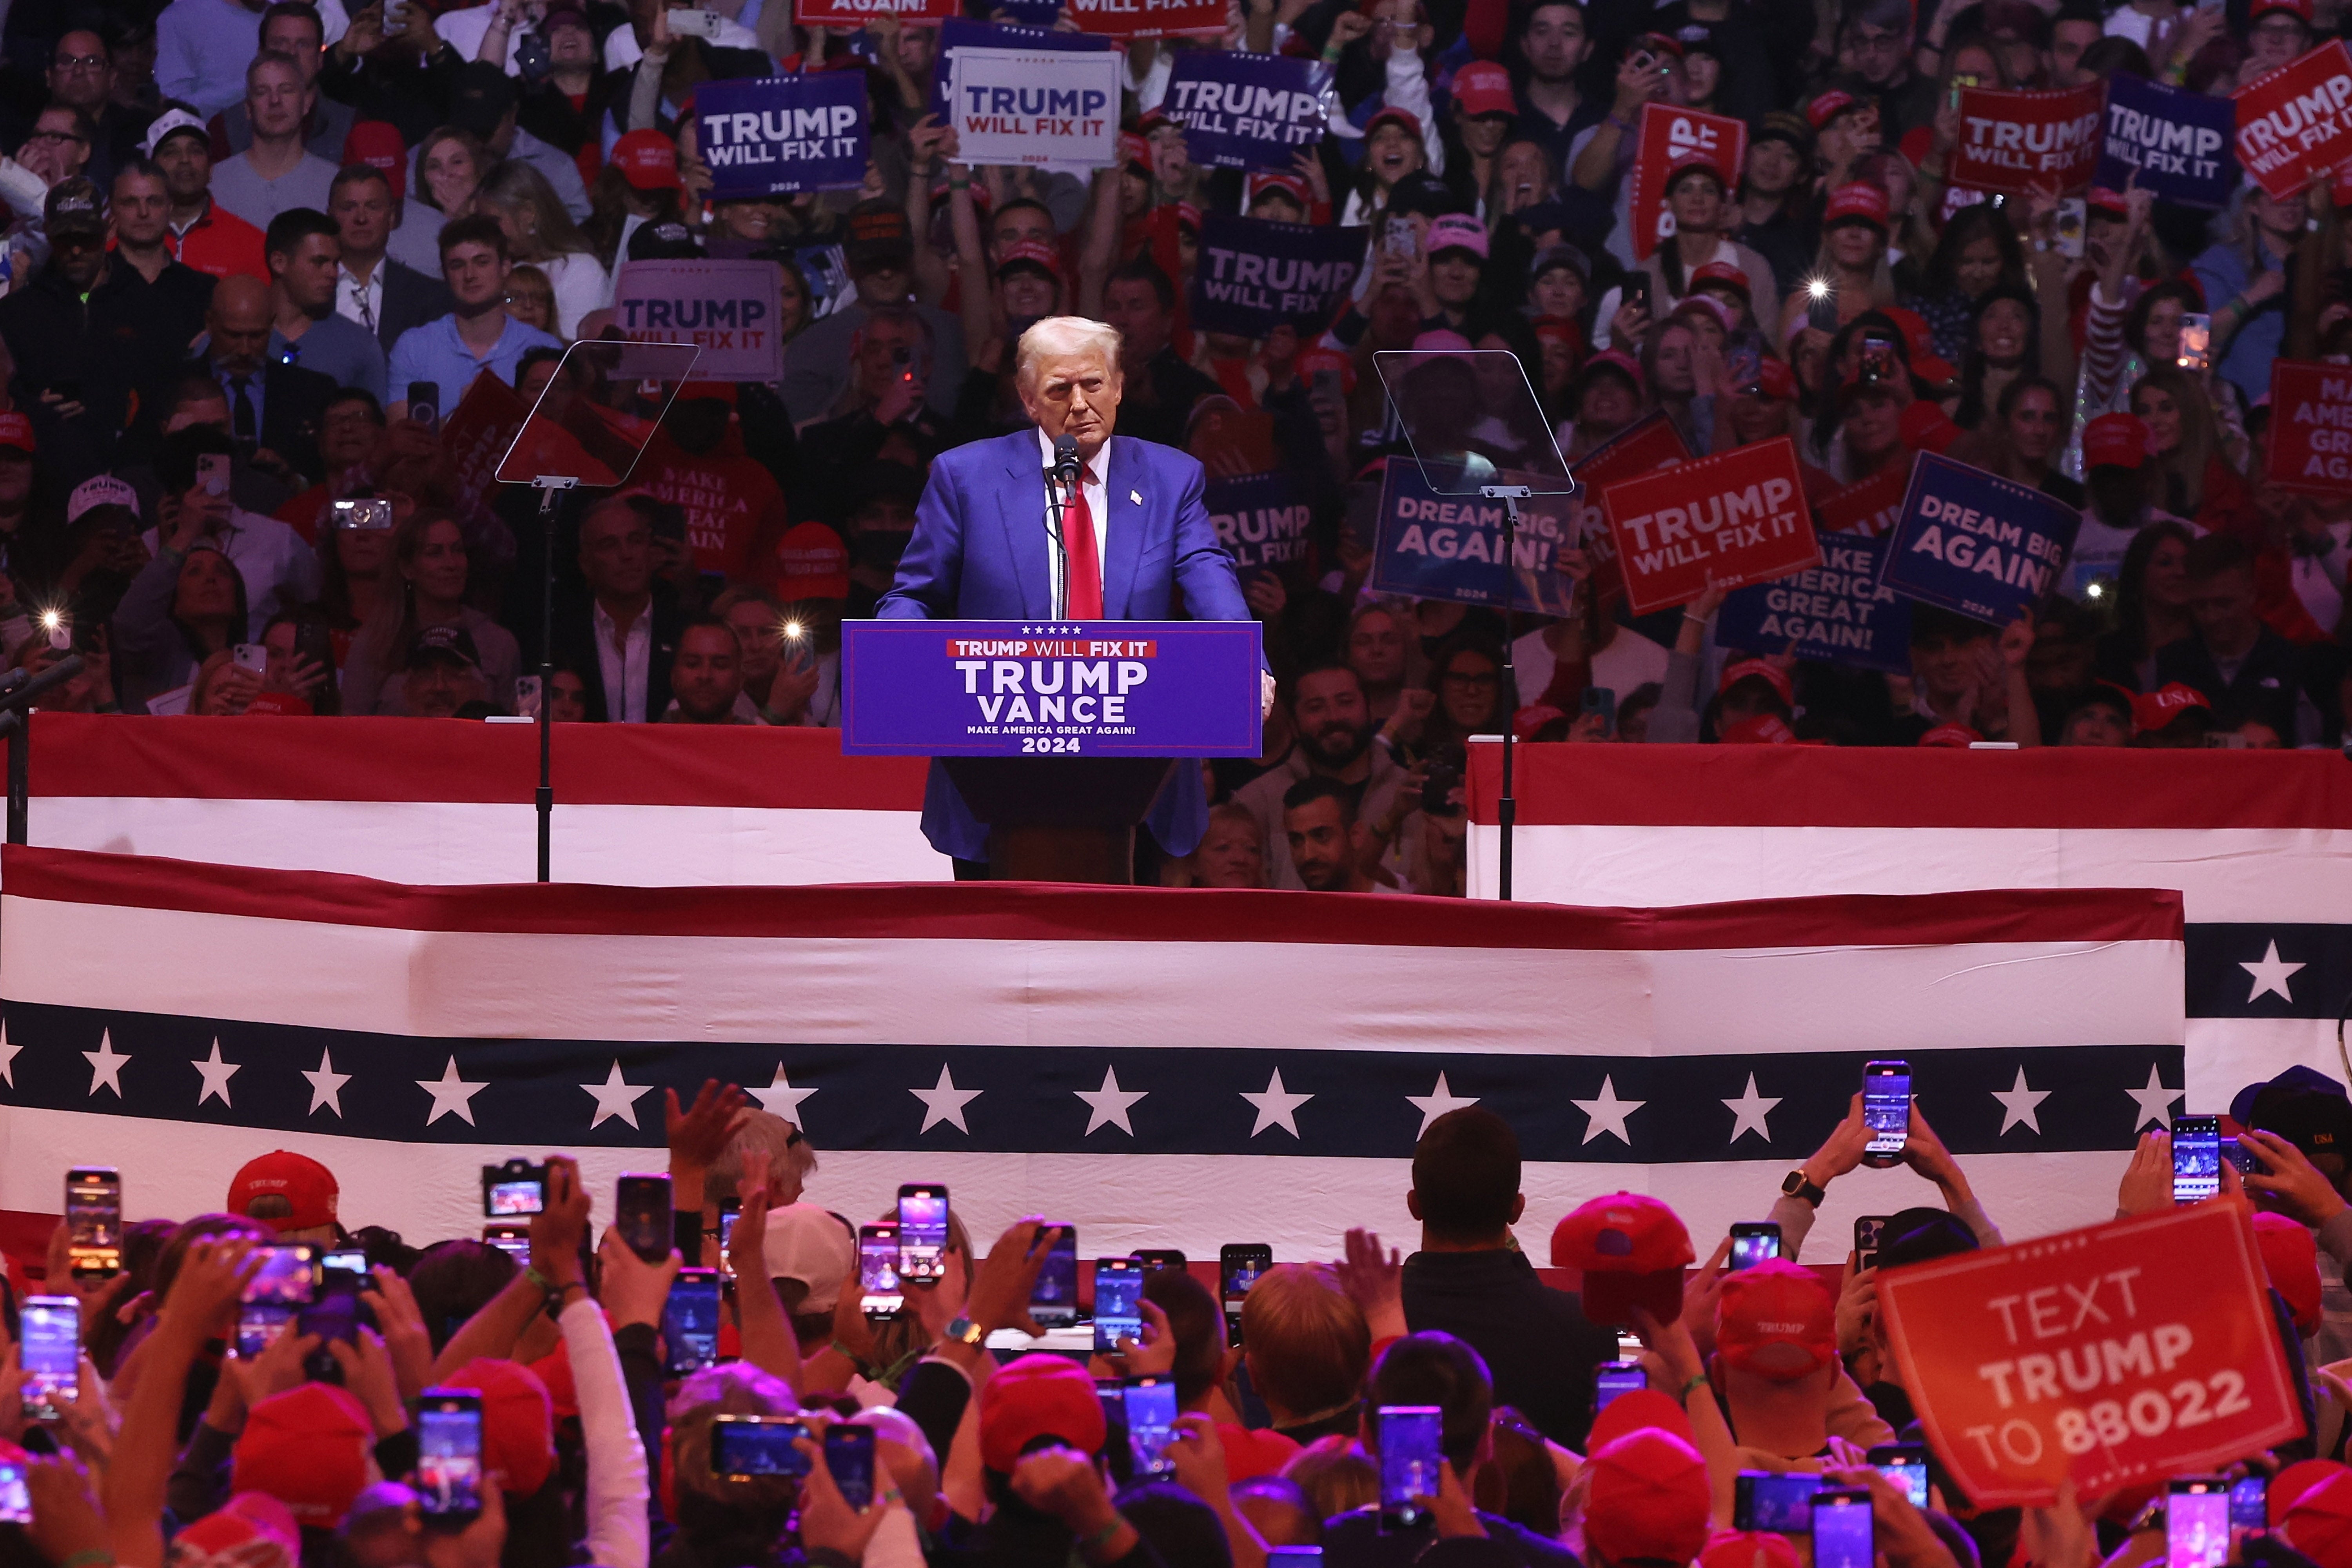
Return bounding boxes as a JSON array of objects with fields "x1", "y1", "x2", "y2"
[{"x1": 840, "y1": 620, "x2": 1264, "y2": 884}]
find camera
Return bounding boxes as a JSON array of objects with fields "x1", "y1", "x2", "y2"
[{"x1": 481, "y1": 1158, "x2": 548, "y2": 1218}]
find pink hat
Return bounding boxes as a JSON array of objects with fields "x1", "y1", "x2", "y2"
[
  {"x1": 1425, "y1": 214, "x2": 1489, "y2": 260},
  {"x1": 1451, "y1": 60, "x2": 1517, "y2": 119}
]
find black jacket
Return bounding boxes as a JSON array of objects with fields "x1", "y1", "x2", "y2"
[
  {"x1": 2154, "y1": 625, "x2": 2342, "y2": 741},
  {"x1": 550, "y1": 590, "x2": 686, "y2": 722},
  {"x1": 0, "y1": 261, "x2": 210, "y2": 486},
  {"x1": 174, "y1": 353, "x2": 339, "y2": 486},
  {"x1": 374, "y1": 260, "x2": 457, "y2": 356},
  {"x1": 1321, "y1": 1504, "x2": 1581, "y2": 1567},
  {"x1": 1400, "y1": 1248, "x2": 1618, "y2": 1450}
]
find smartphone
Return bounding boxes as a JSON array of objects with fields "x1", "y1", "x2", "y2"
[
  {"x1": 662, "y1": 1268, "x2": 722, "y2": 1375},
  {"x1": 2231, "y1": 1473, "x2": 2270, "y2": 1531},
  {"x1": 330, "y1": 497, "x2": 395, "y2": 531},
  {"x1": 1807, "y1": 279, "x2": 1838, "y2": 333},
  {"x1": 1813, "y1": 1489, "x2": 1874, "y2": 1568},
  {"x1": 514, "y1": 673, "x2": 543, "y2": 719},
  {"x1": 1863, "y1": 1060, "x2": 1909, "y2": 1166},
  {"x1": 1860, "y1": 330, "x2": 1898, "y2": 383},
  {"x1": 710, "y1": 1414, "x2": 811, "y2": 1477},
  {"x1": 1624, "y1": 273, "x2": 1651, "y2": 315},
  {"x1": 1377, "y1": 1405, "x2": 1445, "y2": 1530},
  {"x1": 195, "y1": 451, "x2": 230, "y2": 498},
  {"x1": 825, "y1": 1424, "x2": 876, "y2": 1509},
  {"x1": 1124, "y1": 1375, "x2": 1180, "y2": 1478},
  {"x1": 1855, "y1": 1215, "x2": 1889, "y2": 1272},
  {"x1": 1726, "y1": 341, "x2": 1763, "y2": 392},
  {"x1": 229, "y1": 641, "x2": 268, "y2": 677},
  {"x1": 1383, "y1": 215, "x2": 1416, "y2": 257},
  {"x1": 2170, "y1": 1478, "x2": 2231, "y2": 1568},
  {"x1": 407, "y1": 381, "x2": 440, "y2": 431},
  {"x1": 897, "y1": 1184, "x2": 948, "y2": 1283},
  {"x1": 1729, "y1": 1222, "x2": 1781, "y2": 1270},
  {"x1": 64, "y1": 1167, "x2": 120, "y2": 1281},
  {"x1": 1869, "y1": 1443, "x2": 1929, "y2": 1508},
  {"x1": 23, "y1": 1296, "x2": 77, "y2": 1420},
  {"x1": 1221, "y1": 1243, "x2": 1270, "y2": 1347},
  {"x1": 665, "y1": 7, "x2": 726, "y2": 38},
  {"x1": 1580, "y1": 685, "x2": 1616, "y2": 734},
  {"x1": 483, "y1": 1222, "x2": 530, "y2": 1262},
  {"x1": 1094, "y1": 1257, "x2": 1143, "y2": 1352},
  {"x1": 1134, "y1": 1249, "x2": 1186, "y2": 1272},
  {"x1": 299, "y1": 1293, "x2": 364, "y2": 1384},
  {"x1": 2221, "y1": 1136, "x2": 2268, "y2": 1178},
  {"x1": 514, "y1": 30, "x2": 552, "y2": 77},
  {"x1": 321, "y1": 1249, "x2": 370, "y2": 1295},
  {"x1": 481, "y1": 1158, "x2": 547, "y2": 1218},
  {"x1": 1421, "y1": 751, "x2": 1463, "y2": 817},
  {"x1": 234, "y1": 1302, "x2": 292, "y2": 1360},
  {"x1": 0, "y1": 1460, "x2": 30, "y2": 1525},
  {"x1": 417, "y1": 1390, "x2": 485, "y2": 1522},
  {"x1": 243, "y1": 1244, "x2": 319, "y2": 1305},
  {"x1": 1733, "y1": 1470, "x2": 1824, "y2": 1532},
  {"x1": 1032, "y1": 1226, "x2": 1079, "y2": 1328},
  {"x1": 617, "y1": 1172, "x2": 672, "y2": 1264},
  {"x1": 2173, "y1": 1116, "x2": 2221, "y2": 1203},
  {"x1": 858, "y1": 1222, "x2": 903, "y2": 1318},
  {"x1": 2177, "y1": 314, "x2": 2212, "y2": 373},
  {"x1": 1594, "y1": 1359, "x2": 1645, "y2": 1413},
  {"x1": 1268, "y1": 1552, "x2": 1325, "y2": 1564},
  {"x1": 1626, "y1": 47, "x2": 1655, "y2": 77},
  {"x1": 2055, "y1": 197, "x2": 2086, "y2": 260},
  {"x1": 717, "y1": 1200, "x2": 740, "y2": 1279}
]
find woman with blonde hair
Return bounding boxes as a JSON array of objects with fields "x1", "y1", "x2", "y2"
[
  {"x1": 415, "y1": 127, "x2": 492, "y2": 221},
  {"x1": 475, "y1": 159, "x2": 610, "y2": 339}
]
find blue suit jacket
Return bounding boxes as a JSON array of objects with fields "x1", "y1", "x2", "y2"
[{"x1": 877, "y1": 429, "x2": 1254, "y2": 861}]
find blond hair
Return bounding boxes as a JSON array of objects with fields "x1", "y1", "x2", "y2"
[
  {"x1": 1016, "y1": 316, "x2": 1123, "y2": 392},
  {"x1": 1241, "y1": 1263, "x2": 1370, "y2": 1418}
]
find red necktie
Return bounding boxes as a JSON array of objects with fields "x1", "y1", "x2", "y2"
[{"x1": 1064, "y1": 476, "x2": 1103, "y2": 620}]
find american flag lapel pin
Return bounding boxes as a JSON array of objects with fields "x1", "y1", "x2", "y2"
[{"x1": 1130, "y1": 489, "x2": 1142, "y2": 505}]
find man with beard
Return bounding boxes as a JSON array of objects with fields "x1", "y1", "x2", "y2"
[
  {"x1": 1235, "y1": 664, "x2": 1415, "y2": 889},
  {"x1": 1282, "y1": 778, "x2": 1386, "y2": 894}
]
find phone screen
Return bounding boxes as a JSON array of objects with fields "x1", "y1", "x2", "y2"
[
  {"x1": 2230, "y1": 1473, "x2": 2269, "y2": 1530},
  {"x1": 1807, "y1": 281, "x2": 1838, "y2": 332},
  {"x1": 2177, "y1": 315, "x2": 2212, "y2": 372},
  {"x1": 1032, "y1": 1227, "x2": 1079, "y2": 1328},
  {"x1": 20, "y1": 1296, "x2": 75, "y2": 1418},
  {"x1": 1860, "y1": 333, "x2": 1897, "y2": 382},
  {"x1": 1813, "y1": 1491, "x2": 1874, "y2": 1568},
  {"x1": 1733, "y1": 1470, "x2": 1824, "y2": 1532},
  {"x1": 1594, "y1": 1360, "x2": 1645, "y2": 1412},
  {"x1": 1871, "y1": 1446, "x2": 1928, "y2": 1508},
  {"x1": 65, "y1": 1167, "x2": 120, "y2": 1279},
  {"x1": 826, "y1": 1425, "x2": 876, "y2": 1509},
  {"x1": 2169, "y1": 1481, "x2": 2230, "y2": 1568},
  {"x1": 321, "y1": 1250, "x2": 369, "y2": 1294},
  {"x1": 483, "y1": 1224, "x2": 529, "y2": 1262},
  {"x1": 711, "y1": 1416, "x2": 811, "y2": 1477},
  {"x1": 417, "y1": 1394, "x2": 484, "y2": 1519},
  {"x1": 244, "y1": 1245, "x2": 318, "y2": 1305},
  {"x1": 2173, "y1": 1116, "x2": 2220, "y2": 1203},
  {"x1": 1221, "y1": 1245, "x2": 1270, "y2": 1346},
  {"x1": 663, "y1": 1270, "x2": 722, "y2": 1374},
  {"x1": 1094, "y1": 1260, "x2": 1142, "y2": 1352},
  {"x1": 1378, "y1": 1406, "x2": 1445, "y2": 1529},
  {"x1": 1124, "y1": 1376, "x2": 1179, "y2": 1477},
  {"x1": 898, "y1": 1185, "x2": 948, "y2": 1282},
  {"x1": 1864, "y1": 1061, "x2": 1910, "y2": 1161},
  {"x1": 617, "y1": 1173, "x2": 672, "y2": 1263},
  {"x1": 485, "y1": 1176, "x2": 544, "y2": 1217},
  {"x1": 0, "y1": 1461, "x2": 30, "y2": 1525},
  {"x1": 236, "y1": 1303, "x2": 292, "y2": 1359},
  {"x1": 858, "y1": 1224, "x2": 903, "y2": 1316},
  {"x1": 1729, "y1": 1225, "x2": 1780, "y2": 1270}
]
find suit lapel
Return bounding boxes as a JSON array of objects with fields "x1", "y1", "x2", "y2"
[
  {"x1": 996, "y1": 429, "x2": 1053, "y2": 619},
  {"x1": 1102, "y1": 438, "x2": 1144, "y2": 620}
]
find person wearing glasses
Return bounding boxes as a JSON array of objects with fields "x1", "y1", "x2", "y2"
[{"x1": 16, "y1": 108, "x2": 95, "y2": 191}]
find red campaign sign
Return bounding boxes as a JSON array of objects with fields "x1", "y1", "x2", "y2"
[
  {"x1": 2236, "y1": 42, "x2": 2352, "y2": 199},
  {"x1": 1814, "y1": 458, "x2": 1915, "y2": 538},
  {"x1": 1949, "y1": 81, "x2": 2106, "y2": 196},
  {"x1": 797, "y1": 0, "x2": 955, "y2": 22},
  {"x1": 1069, "y1": 0, "x2": 1223, "y2": 38},
  {"x1": 1566, "y1": 413, "x2": 1692, "y2": 613},
  {"x1": 1879, "y1": 1204, "x2": 2304, "y2": 1509},
  {"x1": 1599, "y1": 436, "x2": 1820, "y2": 615},
  {"x1": 2266, "y1": 360, "x2": 2352, "y2": 496},
  {"x1": 440, "y1": 370, "x2": 532, "y2": 532},
  {"x1": 1626, "y1": 103, "x2": 1748, "y2": 264}
]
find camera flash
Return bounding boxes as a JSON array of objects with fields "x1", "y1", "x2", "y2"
[
  {"x1": 38, "y1": 610, "x2": 60, "y2": 631},
  {"x1": 1808, "y1": 278, "x2": 1831, "y2": 299},
  {"x1": 783, "y1": 620, "x2": 805, "y2": 641},
  {"x1": 2086, "y1": 581, "x2": 2107, "y2": 600}
]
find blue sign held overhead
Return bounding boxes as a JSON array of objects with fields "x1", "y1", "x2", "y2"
[
  {"x1": 1878, "y1": 453, "x2": 2081, "y2": 626},
  {"x1": 1368, "y1": 459, "x2": 1582, "y2": 618},
  {"x1": 1165, "y1": 53, "x2": 1327, "y2": 171},
  {"x1": 840, "y1": 620, "x2": 1265, "y2": 757},
  {"x1": 929, "y1": 19, "x2": 1116, "y2": 122},
  {"x1": 1189, "y1": 212, "x2": 1367, "y2": 337},
  {"x1": 1716, "y1": 532, "x2": 1913, "y2": 673},
  {"x1": 2096, "y1": 73, "x2": 2236, "y2": 209},
  {"x1": 1207, "y1": 470, "x2": 1312, "y2": 572},
  {"x1": 695, "y1": 74, "x2": 869, "y2": 200}
]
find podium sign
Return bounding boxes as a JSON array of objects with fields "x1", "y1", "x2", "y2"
[{"x1": 841, "y1": 620, "x2": 1263, "y2": 757}]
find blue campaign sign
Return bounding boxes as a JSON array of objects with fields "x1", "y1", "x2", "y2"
[
  {"x1": 1207, "y1": 470, "x2": 1312, "y2": 571},
  {"x1": 929, "y1": 20, "x2": 1115, "y2": 122},
  {"x1": 1368, "y1": 459, "x2": 1581, "y2": 618},
  {"x1": 1716, "y1": 532, "x2": 1912, "y2": 673},
  {"x1": 1879, "y1": 453, "x2": 2080, "y2": 625},
  {"x1": 1166, "y1": 53, "x2": 1326, "y2": 171},
  {"x1": 696, "y1": 75, "x2": 868, "y2": 200},
  {"x1": 1191, "y1": 212, "x2": 1367, "y2": 336},
  {"x1": 2096, "y1": 73, "x2": 2235, "y2": 208},
  {"x1": 840, "y1": 620, "x2": 1265, "y2": 756}
]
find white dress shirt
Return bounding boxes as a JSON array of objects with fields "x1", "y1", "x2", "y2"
[
  {"x1": 592, "y1": 598, "x2": 653, "y2": 722},
  {"x1": 336, "y1": 260, "x2": 386, "y2": 338},
  {"x1": 1036, "y1": 428, "x2": 1111, "y2": 620}
]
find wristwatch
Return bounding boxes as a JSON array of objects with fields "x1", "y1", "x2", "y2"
[
  {"x1": 1781, "y1": 1169, "x2": 1826, "y2": 1208},
  {"x1": 943, "y1": 1316, "x2": 987, "y2": 1347}
]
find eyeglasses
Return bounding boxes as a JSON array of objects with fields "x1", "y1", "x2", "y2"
[
  {"x1": 54, "y1": 54, "x2": 106, "y2": 73},
  {"x1": 27, "y1": 130, "x2": 89, "y2": 146}
]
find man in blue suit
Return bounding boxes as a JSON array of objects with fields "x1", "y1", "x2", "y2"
[{"x1": 877, "y1": 315, "x2": 1270, "y2": 864}]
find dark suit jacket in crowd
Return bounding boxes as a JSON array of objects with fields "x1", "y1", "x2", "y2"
[
  {"x1": 372, "y1": 260, "x2": 456, "y2": 356},
  {"x1": 1399, "y1": 1247, "x2": 1621, "y2": 1452},
  {"x1": 550, "y1": 590, "x2": 687, "y2": 723},
  {"x1": 179, "y1": 354, "x2": 340, "y2": 487}
]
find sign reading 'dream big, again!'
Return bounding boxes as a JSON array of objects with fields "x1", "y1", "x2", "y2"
[
  {"x1": 796, "y1": 0, "x2": 953, "y2": 24},
  {"x1": 1880, "y1": 452, "x2": 2080, "y2": 625},
  {"x1": 1879, "y1": 1203, "x2": 2303, "y2": 1508},
  {"x1": 2235, "y1": 41, "x2": 2352, "y2": 200},
  {"x1": 1949, "y1": 81, "x2": 2106, "y2": 196},
  {"x1": 839, "y1": 621, "x2": 1265, "y2": 757},
  {"x1": 1597, "y1": 436, "x2": 1819, "y2": 615},
  {"x1": 1370, "y1": 460, "x2": 1583, "y2": 618},
  {"x1": 948, "y1": 47, "x2": 1121, "y2": 170},
  {"x1": 2266, "y1": 360, "x2": 2352, "y2": 496},
  {"x1": 612, "y1": 260, "x2": 785, "y2": 383},
  {"x1": 694, "y1": 75, "x2": 867, "y2": 200}
]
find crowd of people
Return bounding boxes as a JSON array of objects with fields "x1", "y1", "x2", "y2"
[
  {"x1": 0, "y1": 0, "x2": 2340, "y2": 897},
  {"x1": 3, "y1": 1067, "x2": 2351, "y2": 1568}
]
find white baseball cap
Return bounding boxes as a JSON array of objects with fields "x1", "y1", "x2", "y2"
[{"x1": 142, "y1": 108, "x2": 207, "y2": 159}]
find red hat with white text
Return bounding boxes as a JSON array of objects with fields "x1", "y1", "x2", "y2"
[{"x1": 227, "y1": 1151, "x2": 339, "y2": 1232}]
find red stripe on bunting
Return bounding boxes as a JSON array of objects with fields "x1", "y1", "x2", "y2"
[
  {"x1": 1466, "y1": 742, "x2": 2352, "y2": 831},
  {"x1": 1, "y1": 844, "x2": 2183, "y2": 949},
  {"x1": 24, "y1": 713, "x2": 930, "y2": 811}
]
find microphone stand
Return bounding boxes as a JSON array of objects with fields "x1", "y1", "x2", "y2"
[
  {"x1": 0, "y1": 657, "x2": 83, "y2": 846},
  {"x1": 1044, "y1": 465, "x2": 1069, "y2": 622}
]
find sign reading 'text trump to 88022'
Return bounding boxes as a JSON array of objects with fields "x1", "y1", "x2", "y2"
[{"x1": 840, "y1": 621, "x2": 1264, "y2": 756}]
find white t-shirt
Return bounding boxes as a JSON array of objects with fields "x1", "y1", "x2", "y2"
[{"x1": 1512, "y1": 623, "x2": 1671, "y2": 707}]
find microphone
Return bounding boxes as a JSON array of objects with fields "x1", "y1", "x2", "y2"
[{"x1": 1051, "y1": 432, "x2": 1082, "y2": 486}]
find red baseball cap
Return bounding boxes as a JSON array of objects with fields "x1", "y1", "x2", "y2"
[
  {"x1": 2255, "y1": 1210, "x2": 2323, "y2": 1336},
  {"x1": 1551, "y1": 1193, "x2": 1693, "y2": 1326},
  {"x1": 1690, "y1": 260, "x2": 1751, "y2": 298},
  {"x1": 2285, "y1": 1471, "x2": 2352, "y2": 1568},
  {"x1": 1452, "y1": 59, "x2": 1516, "y2": 118},
  {"x1": 442, "y1": 1358, "x2": 557, "y2": 1497},
  {"x1": 1298, "y1": 345, "x2": 1356, "y2": 394},
  {"x1": 2253, "y1": 0, "x2": 2315, "y2": 22},
  {"x1": 1722, "y1": 712, "x2": 1798, "y2": 745},
  {"x1": 1720, "y1": 658, "x2": 1793, "y2": 707},
  {"x1": 169, "y1": 1492, "x2": 301, "y2": 1568},
  {"x1": 1119, "y1": 131, "x2": 1151, "y2": 175},
  {"x1": 1824, "y1": 181, "x2": 1889, "y2": 229},
  {"x1": 1715, "y1": 1259, "x2": 1837, "y2": 1380},
  {"x1": 1426, "y1": 214, "x2": 1489, "y2": 259},
  {"x1": 611, "y1": 128, "x2": 683, "y2": 192},
  {"x1": 1531, "y1": 314, "x2": 1581, "y2": 350},
  {"x1": 980, "y1": 1353, "x2": 1105, "y2": 1473},
  {"x1": 1884, "y1": 306, "x2": 1958, "y2": 384},
  {"x1": 2276, "y1": 1460, "x2": 2350, "y2": 1527},
  {"x1": 1806, "y1": 89, "x2": 1858, "y2": 129},
  {"x1": 0, "y1": 413, "x2": 35, "y2": 455},
  {"x1": 1586, "y1": 1387, "x2": 1695, "y2": 1450},
  {"x1": 341, "y1": 119, "x2": 407, "y2": 198},
  {"x1": 1901, "y1": 398, "x2": 1964, "y2": 452},
  {"x1": 1918, "y1": 722, "x2": 1982, "y2": 748},
  {"x1": 2086, "y1": 184, "x2": 2130, "y2": 217},
  {"x1": 1666, "y1": 151, "x2": 1728, "y2": 194},
  {"x1": 2132, "y1": 681, "x2": 2210, "y2": 734},
  {"x1": 1247, "y1": 172, "x2": 1311, "y2": 209},
  {"x1": 1365, "y1": 106, "x2": 1425, "y2": 143},
  {"x1": 1702, "y1": 1530, "x2": 1807, "y2": 1568},
  {"x1": 1584, "y1": 1430, "x2": 1713, "y2": 1565},
  {"x1": 227, "y1": 1151, "x2": 339, "y2": 1232},
  {"x1": 995, "y1": 238, "x2": 1064, "y2": 284},
  {"x1": 232, "y1": 1384, "x2": 375, "y2": 1526},
  {"x1": 2082, "y1": 411, "x2": 2152, "y2": 470},
  {"x1": 774, "y1": 520, "x2": 850, "y2": 603}
]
